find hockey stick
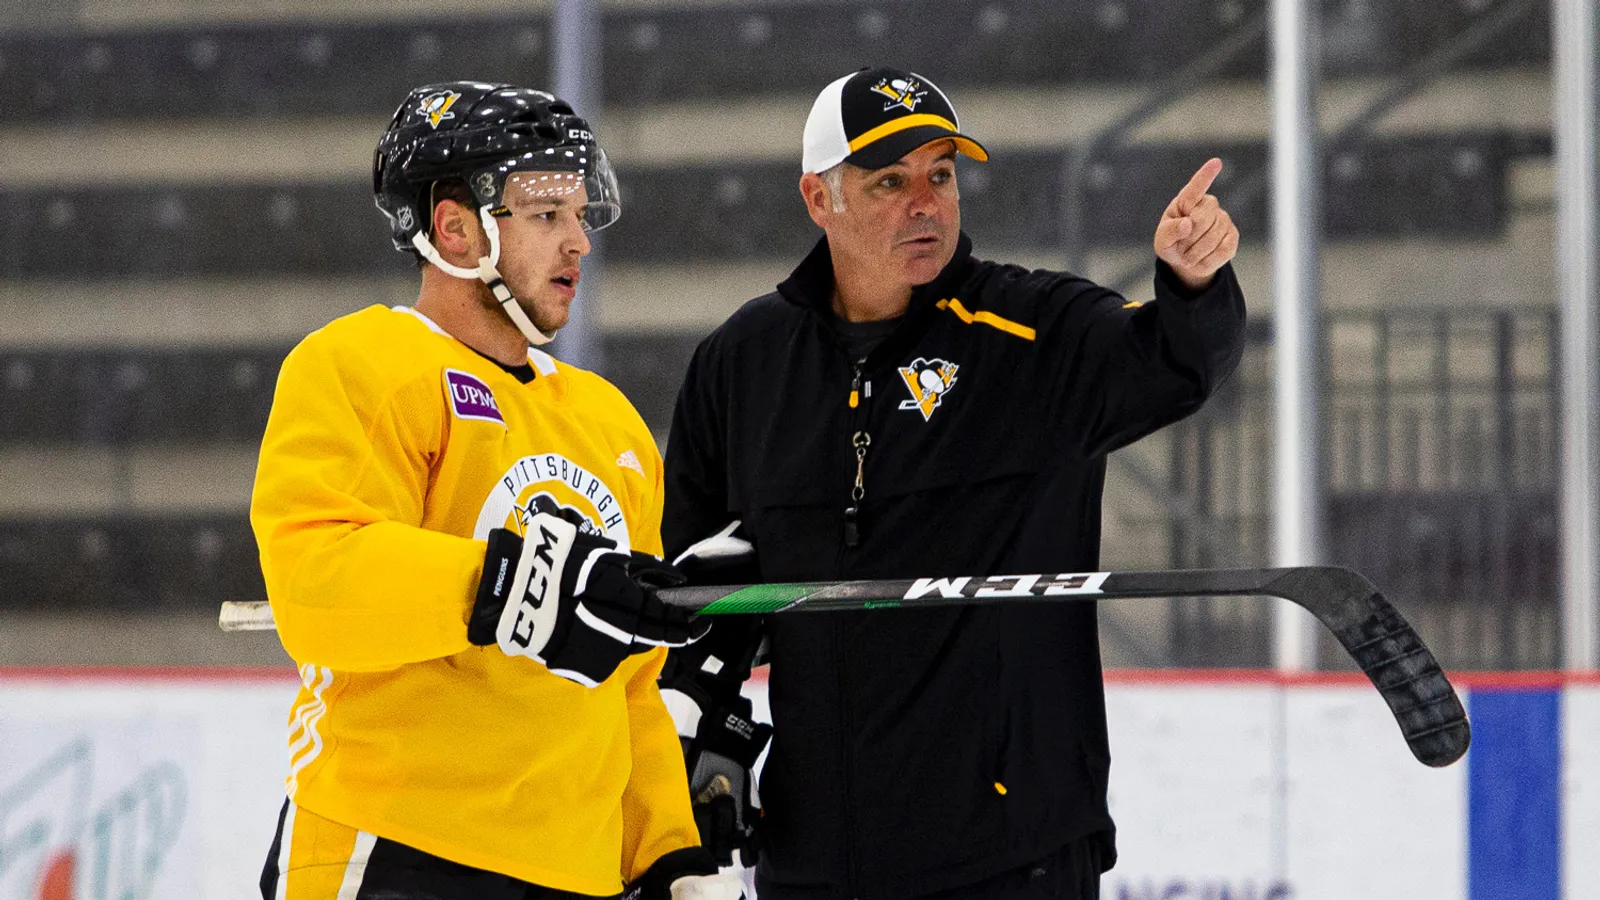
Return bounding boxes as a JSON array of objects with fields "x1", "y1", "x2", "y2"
[{"x1": 219, "y1": 565, "x2": 1469, "y2": 767}]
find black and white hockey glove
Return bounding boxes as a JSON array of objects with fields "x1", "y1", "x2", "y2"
[
  {"x1": 682, "y1": 692, "x2": 772, "y2": 867},
  {"x1": 467, "y1": 511, "x2": 710, "y2": 687},
  {"x1": 661, "y1": 521, "x2": 772, "y2": 866}
]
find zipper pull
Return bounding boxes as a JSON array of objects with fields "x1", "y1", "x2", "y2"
[
  {"x1": 844, "y1": 430, "x2": 870, "y2": 548},
  {"x1": 848, "y1": 364, "x2": 863, "y2": 409}
]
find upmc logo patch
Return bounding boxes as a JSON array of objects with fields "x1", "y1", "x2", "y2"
[{"x1": 444, "y1": 369, "x2": 504, "y2": 424}]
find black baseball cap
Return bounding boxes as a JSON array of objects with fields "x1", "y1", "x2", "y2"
[{"x1": 801, "y1": 67, "x2": 989, "y2": 173}]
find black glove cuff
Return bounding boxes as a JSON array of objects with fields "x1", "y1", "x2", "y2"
[
  {"x1": 467, "y1": 528, "x2": 523, "y2": 646},
  {"x1": 624, "y1": 846, "x2": 719, "y2": 900}
]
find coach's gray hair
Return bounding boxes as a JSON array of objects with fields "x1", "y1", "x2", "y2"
[{"x1": 819, "y1": 163, "x2": 847, "y2": 213}]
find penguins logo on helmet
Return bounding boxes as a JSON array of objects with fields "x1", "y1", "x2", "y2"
[
  {"x1": 420, "y1": 90, "x2": 461, "y2": 129},
  {"x1": 897, "y1": 358, "x2": 960, "y2": 421}
]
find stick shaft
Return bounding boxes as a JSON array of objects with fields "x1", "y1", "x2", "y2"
[
  {"x1": 217, "y1": 567, "x2": 1283, "y2": 630},
  {"x1": 216, "y1": 564, "x2": 1470, "y2": 767}
]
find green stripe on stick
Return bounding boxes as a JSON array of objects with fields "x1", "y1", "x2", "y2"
[{"x1": 698, "y1": 583, "x2": 820, "y2": 615}]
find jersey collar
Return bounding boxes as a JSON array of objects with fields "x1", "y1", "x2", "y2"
[{"x1": 393, "y1": 306, "x2": 558, "y2": 377}]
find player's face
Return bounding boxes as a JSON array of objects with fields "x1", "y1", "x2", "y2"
[
  {"x1": 490, "y1": 171, "x2": 593, "y2": 333},
  {"x1": 828, "y1": 140, "x2": 961, "y2": 289}
]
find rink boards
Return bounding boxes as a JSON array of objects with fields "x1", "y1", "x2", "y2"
[{"x1": 0, "y1": 668, "x2": 1594, "y2": 900}]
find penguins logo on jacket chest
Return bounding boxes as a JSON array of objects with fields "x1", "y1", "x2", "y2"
[{"x1": 897, "y1": 358, "x2": 959, "y2": 421}]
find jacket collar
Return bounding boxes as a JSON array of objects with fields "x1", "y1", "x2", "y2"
[{"x1": 777, "y1": 231, "x2": 975, "y2": 320}]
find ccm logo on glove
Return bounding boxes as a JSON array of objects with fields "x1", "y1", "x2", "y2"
[
  {"x1": 468, "y1": 511, "x2": 709, "y2": 687},
  {"x1": 501, "y1": 515, "x2": 576, "y2": 654}
]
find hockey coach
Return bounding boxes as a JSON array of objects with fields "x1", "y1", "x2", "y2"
[{"x1": 661, "y1": 67, "x2": 1247, "y2": 899}]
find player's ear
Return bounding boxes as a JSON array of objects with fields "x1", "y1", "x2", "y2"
[{"x1": 431, "y1": 199, "x2": 484, "y2": 263}]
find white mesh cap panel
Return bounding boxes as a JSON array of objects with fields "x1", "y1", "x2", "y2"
[{"x1": 801, "y1": 73, "x2": 854, "y2": 174}]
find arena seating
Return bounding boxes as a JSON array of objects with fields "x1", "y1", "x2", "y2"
[
  {"x1": 0, "y1": 1, "x2": 1550, "y2": 124},
  {"x1": 0, "y1": 335, "x2": 698, "y2": 448},
  {"x1": 0, "y1": 131, "x2": 1543, "y2": 278}
]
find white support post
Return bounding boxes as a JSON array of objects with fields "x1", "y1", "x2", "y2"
[
  {"x1": 1555, "y1": 0, "x2": 1600, "y2": 671},
  {"x1": 553, "y1": 0, "x2": 602, "y2": 370},
  {"x1": 1271, "y1": 0, "x2": 1323, "y2": 672}
]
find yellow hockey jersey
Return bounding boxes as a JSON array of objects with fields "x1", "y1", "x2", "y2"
[{"x1": 250, "y1": 305, "x2": 698, "y2": 894}]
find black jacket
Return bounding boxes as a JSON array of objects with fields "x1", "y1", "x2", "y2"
[{"x1": 662, "y1": 233, "x2": 1246, "y2": 899}]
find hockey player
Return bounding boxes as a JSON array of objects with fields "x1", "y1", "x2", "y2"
[
  {"x1": 251, "y1": 81, "x2": 741, "y2": 900},
  {"x1": 662, "y1": 67, "x2": 1247, "y2": 899}
]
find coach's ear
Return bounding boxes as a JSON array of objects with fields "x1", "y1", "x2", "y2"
[{"x1": 799, "y1": 172, "x2": 833, "y2": 230}]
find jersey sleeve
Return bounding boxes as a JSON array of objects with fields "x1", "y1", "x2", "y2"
[
  {"x1": 250, "y1": 330, "x2": 484, "y2": 672},
  {"x1": 618, "y1": 646, "x2": 704, "y2": 882}
]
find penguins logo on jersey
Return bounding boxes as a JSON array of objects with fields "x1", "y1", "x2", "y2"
[
  {"x1": 475, "y1": 453, "x2": 631, "y2": 550},
  {"x1": 514, "y1": 493, "x2": 603, "y2": 538},
  {"x1": 419, "y1": 90, "x2": 461, "y2": 128},
  {"x1": 897, "y1": 358, "x2": 959, "y2": 421},
  {"x1": 871, "y1": 77, "x2": 927, "y2": 113}
]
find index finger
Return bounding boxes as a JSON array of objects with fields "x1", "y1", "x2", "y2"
[{"x1": 1174, "y1": 157, "x2": 1224, "y2": 210}]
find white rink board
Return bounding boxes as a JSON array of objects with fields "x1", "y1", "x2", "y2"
[
  {"x1": 1102, "y1": 683, "x2": 1282, "y2": 898},
  {"x1": 0, "y1": 672, "x2": 298, "y2": 900},
  {"x1": 2, "y1": 670, "x2": 1596, "y2": 899},
  {"x1": 1565, "y1": 685, "x2": 1600, "y2": 900},
  {"x1": 1281, "y1": 684, "x2": 1466, "y2": 900}
]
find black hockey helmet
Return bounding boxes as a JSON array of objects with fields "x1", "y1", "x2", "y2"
[{"x1": 372, "y1": 81, "x2": 621, "y2": 256}]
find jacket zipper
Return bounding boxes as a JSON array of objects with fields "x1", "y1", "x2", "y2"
[
  {"x1": 840, "y1": 358, "x2": 870, "y2": 897},
  {"x1": 844, "y1": 362, "x2": 871, "y2": 548}
]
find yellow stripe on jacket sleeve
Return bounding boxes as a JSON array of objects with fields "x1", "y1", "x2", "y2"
[{"x1": 936, "y1": 298, "x2": 1037, "y2": 341}]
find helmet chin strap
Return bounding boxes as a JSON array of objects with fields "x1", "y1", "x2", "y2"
[{"x1": 409, "y1": 207, "x2": 557, "y2": 347}]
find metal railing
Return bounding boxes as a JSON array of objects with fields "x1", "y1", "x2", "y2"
[{"x1": 1135, "y1": 308, "x2": 1563, "y2": 670}]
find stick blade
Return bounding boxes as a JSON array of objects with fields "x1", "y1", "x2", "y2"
[
  {"x1": 1339, "y1": 590, "x2": 1471, "y2": 767},
  {"x1": 1275, "y1": 569, "x2": 1471, "y2": 767}
]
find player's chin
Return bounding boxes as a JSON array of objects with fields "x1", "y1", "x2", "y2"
[{"x1": 532, "y1": 297, "x2": 572, "y2": 333}]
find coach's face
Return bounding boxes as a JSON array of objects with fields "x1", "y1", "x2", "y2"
[{"x1": 813, "y1": 140, "x2": 962, "y2": 291}]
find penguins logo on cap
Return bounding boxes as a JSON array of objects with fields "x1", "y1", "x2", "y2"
[{"x1": 871, "y1": 77, "x2": 928, "y2": 113}]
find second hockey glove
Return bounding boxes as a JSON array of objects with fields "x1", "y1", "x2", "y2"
[{"x1": 467, "y1": 512, "x2": 710, "y2": 687}]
